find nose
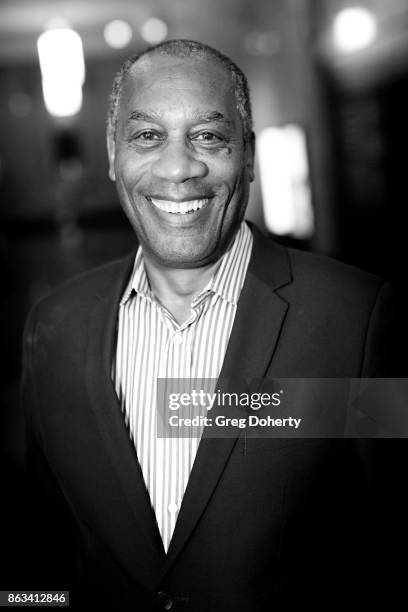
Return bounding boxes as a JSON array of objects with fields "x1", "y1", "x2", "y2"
[{"x1": 151, "y1": 141, "x2": 208, "y2": 183}]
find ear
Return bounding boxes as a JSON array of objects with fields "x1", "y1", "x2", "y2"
[
  {"x1": 246, "y1": 131, "x2": 255, "y2": 183},
  {"x1": 107, "y1": 131, "x2": 116, "y2": 182}
]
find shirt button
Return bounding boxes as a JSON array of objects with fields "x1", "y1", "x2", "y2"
[
  {"x1": 173, "y1": 333, "x2": 183, "y2": 345},
  {"x1": 157, "y1": 591, "x2": 174, "y2": 610},
  {"x1": 168, "y1": 502, "x2": 179, "y2": 514}
]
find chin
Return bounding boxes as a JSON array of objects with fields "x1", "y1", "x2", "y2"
[
  {"x1": 149, "y1": 245, "x2": 219, "y2": 269},
  {"x1": 144, "y1": 234, "x2": 219, "y2": 267}
]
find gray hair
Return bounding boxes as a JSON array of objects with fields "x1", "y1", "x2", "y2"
[{"x1": 107, "y1": 39, "x2": 253, "y2": 143}]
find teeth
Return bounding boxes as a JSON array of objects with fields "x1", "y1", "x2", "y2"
[{"x1": 150, "y1": 198, "x2": 209, "y2": 214}]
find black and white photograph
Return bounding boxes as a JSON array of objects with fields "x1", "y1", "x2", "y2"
[{"x1": 1, "y1": 1, "x2": 407, "y2": 610}]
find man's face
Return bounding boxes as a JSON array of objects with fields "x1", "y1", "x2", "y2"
[{"x1": 108, "y1": 53, "x2": 254, "y2": 268}]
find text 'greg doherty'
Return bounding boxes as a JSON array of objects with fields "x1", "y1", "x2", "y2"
[
  {"x1": 168, "y1": 389, "x2": 283, "y2": 411},
  {"x1": 168, "y1": 415, "x2": 302, "y2": 429}
]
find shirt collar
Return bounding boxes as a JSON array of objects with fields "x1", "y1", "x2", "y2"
[
  {"x1": 120, "y1": 221, "x2": 253, "y2": 307},
  {"x1": 120, "y1": 247, "x2": 150, "y2": 305},
  {"x1": 204, "y1": 221, "x2": 252, "y2": 305}
]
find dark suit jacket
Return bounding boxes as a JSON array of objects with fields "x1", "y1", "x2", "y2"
[{"x1": 21, "y1": 226, "x2": 397, "y2": 610}]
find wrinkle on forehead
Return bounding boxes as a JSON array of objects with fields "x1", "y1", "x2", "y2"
[{"x1": 127, "y1": 53, "x2": 233, "y2": 97}]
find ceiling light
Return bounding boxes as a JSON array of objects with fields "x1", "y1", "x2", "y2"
[
  {"x1": 104, "y1": 19, "x2": 133, "y2": 49},
  {"x1": 140, "y1": 18, "x2": 168, "y2": 45},
  {"x1": 333, "y1": 7, "x2": 377, "y2": 54},
  {"x1": 37, "y1": 27, "x2": 85, "y2": 117}
]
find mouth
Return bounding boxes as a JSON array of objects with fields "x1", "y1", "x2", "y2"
[{"x1": 149, "y1": 197, "x2": 210, "y2": 215}]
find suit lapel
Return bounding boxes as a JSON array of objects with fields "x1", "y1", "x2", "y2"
[
  {"x1": 85, "y1": 253, "x2": 166, "y2": 585},
  {"x1": 161, "y1": 227, "x2": 292, "y2": 577}
]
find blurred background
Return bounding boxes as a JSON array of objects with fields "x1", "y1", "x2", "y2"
[{"x1": 1, "y1": 0, "x2": 408, "y2": 586}]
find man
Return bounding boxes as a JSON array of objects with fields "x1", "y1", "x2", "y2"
[{"x1": 22, "y1": 40, "x2": 397, "y2": 610}]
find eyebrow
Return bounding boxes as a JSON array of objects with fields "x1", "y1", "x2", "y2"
[
  {"x1": 127, "y1": 110, "x2": 162, "y2": 124},
  {"x1": 192, "y1": 111, "x2": 233, "y2": 126},
  {"x1": 126, "y1": 109, "x2": 233, "y2": 126}
]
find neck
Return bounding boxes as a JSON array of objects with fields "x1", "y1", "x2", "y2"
[{"x1": 143, "y1": 255, "x2": 220, "y2": 325}]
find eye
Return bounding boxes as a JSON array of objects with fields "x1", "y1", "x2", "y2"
[
  {"x1": 129, "y1": 130, "x2": 164, "y2": 147},
  {"x1": 191, "y1": 131, "x2": 224, "y2": 145},
  {"x1": 138, "y1": 130, "x2": 160, "y2": 140}
]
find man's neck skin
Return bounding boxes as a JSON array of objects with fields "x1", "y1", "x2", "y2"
[{"x1": 143, "y1": 254, "x2": 220, "y2": 326}]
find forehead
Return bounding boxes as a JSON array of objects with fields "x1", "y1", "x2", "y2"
[{"x1": 119, "y1": 53, "x2": 238, "y2": 120}]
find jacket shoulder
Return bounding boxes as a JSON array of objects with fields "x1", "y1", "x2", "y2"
[
  {"x1": 27, "y1": 253, "x2": 135, "y2": 328},
  {"x1": 269, "y1": 244, "x2": 395, "y2": 376},
  {"x1": 286, "y1": 246, "x2": 385, "y2": 297},
  {"x1": 249, "y1": 224, "x2": 386, "y2": 300}
]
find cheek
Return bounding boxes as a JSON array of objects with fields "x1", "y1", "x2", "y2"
[
  {"x1": 207, "y1": 157, "x2": 243, "y2": 188},
  {"x1": 115, "y1": 152, "x2": 150, "y2": 189}
]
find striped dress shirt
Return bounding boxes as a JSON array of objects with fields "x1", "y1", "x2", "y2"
[{"x1": 113, "y1": 221, "x2": 253, "y2": 551}]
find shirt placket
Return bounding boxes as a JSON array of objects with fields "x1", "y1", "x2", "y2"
[{"x1": 156, "y1": 305, "x2": 198, "y2": 550}]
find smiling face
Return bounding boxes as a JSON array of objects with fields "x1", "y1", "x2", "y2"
[{"x1": 107, "y1": 52, "x2": 255, "y2": 269}]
